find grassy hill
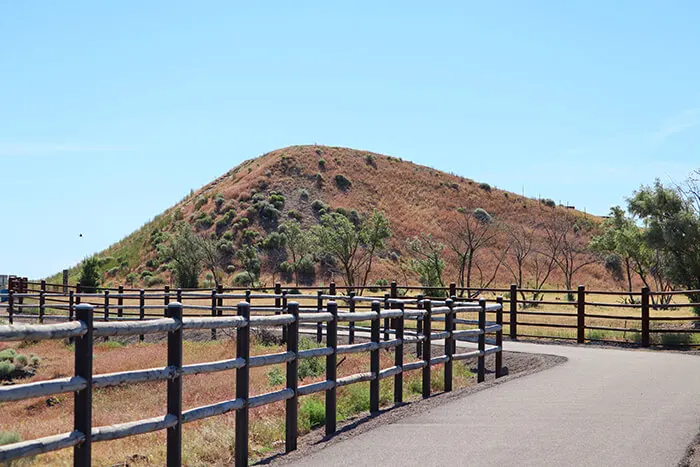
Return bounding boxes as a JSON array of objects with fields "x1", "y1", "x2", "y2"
[{"x1": 48, "y1": 145, "x2": 612, "y2": 290}]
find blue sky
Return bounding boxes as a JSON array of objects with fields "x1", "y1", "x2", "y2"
[{"x1": 2, "y1": 1, "x2": 699, "y2": 278}]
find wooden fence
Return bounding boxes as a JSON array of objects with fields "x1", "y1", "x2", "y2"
[
  {"x1": 0, "y1": 291, "x2": 503, "y2": 466},
  {"x1": 6, "y1": 280, "x2": 700, "y2": 348}
]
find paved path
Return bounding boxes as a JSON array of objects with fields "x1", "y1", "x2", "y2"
[{"x1": 291, "y1": 342, "x2": 700, "y2": 467}]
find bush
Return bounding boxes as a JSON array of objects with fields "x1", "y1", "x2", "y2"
[
  {"x1": 478, "y1": 182, "x2": 491, "y2": 192},
  {"x1": 299, "y1": 189, "x2": 309, "y2": 201},
  {"x1": 315, "y1": 173, "x2": 324, "y2": 189},
  {"x1": 140, "y1": 270, "x2": 153, "y2": 278},
  {"x1": 287, "y1": 210, "x2": 303, "y2": 221},
  {"x1": 473, "y1": 208, "x2": 492, "y2": 224},
  {"x1": 194, "y1": 196, "x2": 208, "y2": 210},
  {"x1": 0, "y1": 362, "x2": 14, "y2": 379},
  {"x1": 311, "y1": 200, "x2": 328, "y2": 214},
  {"x1": 268, "y1": 193, "x2": 285, "y2": 210},
  {"x1": 0, "y1": 431, "x2": 20, "y2": 446},
  {"x1": 541, "y1": 198, "x2": 556, "y2": 208},
  {"x1": 368, "y1": 279, "x2": 389, "y2": 292},
  {"x1": 125, "y1": 273, "x2": 137, "y2": 285},
  {"x1": 78, "y1": 256, "x2": 101, "y2": 293},
  {"x1": 214, "y1": 195, "x2": 225, "y2": 211},
  {"x1": 298, "y1": 338, "x2": 325, "y2": 380},
  {"x1": 226, "y1": 265, "x2": 236, "y2": 273},
  {"x1": 267, "y1": 367, "x2": 285, "y2": 386},
  {"x1": 318, "y1": 159, "x2": 326, "y2": 170},
  {"x1": 144, "y1": 275, "x2": 164, "y2": 287},
  {"x1": 232, "y1": 271, "x2": 256, "y2": 286},
  {"x1": 0, "y1": 349, "x2": 17, "y2": 361},
  {"x1": 365, "y1": 154, "x2": 377, "y2": 168},
  {"x1": 195, "y1": 213, "x2": 213, "y2": 230},
  {"x1": 337, "y1": 383, "x2": 370, "y2": 420},
  {"x1": 334, "y1": 174, "x2": 352, "y2": 191},
  {"x1": 13, "y1": 354, "x2": 28, "y2": 368},
  {"x1": 299, "y1": 397, "x2": 326, "y2": 431}
]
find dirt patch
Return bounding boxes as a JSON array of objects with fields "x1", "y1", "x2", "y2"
[{"x1": 259, "y1": 348, "x2": 565, "y2": 466}]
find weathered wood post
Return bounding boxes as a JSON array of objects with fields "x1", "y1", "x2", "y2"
[
  {"x1": 76, "y1": 283, "x2": 82, "y2": 305},
  {"x1": 369, "y1": 300, "x2": 381, "y2": 413},
  {"x1": 39, "y1": 280, "x2": 46, "y2": 324},
  {"x1": 176, "y1": 288, "x2": 182, "y2": 304},
  {"x1": 394, "y1": 303, "x2": 404, "y2": 404},
  {"x1": 444, "y1": 298, "x2": 454, "y2": 392},
  {"x1": 62, "y1": 269, "x2": 69, "y2": 293},
  {"x1": 275, "y1": 283, "x2": 287, "y2": 344},
  {"x1": 68, "y1": 291, "x2": 74, "y2": 322},
  {"x1": 390, "y1": 282, "x2": 398, "y2": 336},
  {"x1": 216, "y1": 284, "x2": 223, "y2": 319},
  {"x1": 348, "y1": 290, "x2": 356, "y2": 344},
  {"x1": 496, "y1": 296, "x2": 504, "y2": 378},
  {"x1": 416, "y1": 294, "x2": 424, "y2": 357},
  {"x1": 117, "y1": 285, "x2": 124, "y2": 318},
  {"x1": 103, "y1": 290, "x2": 110, "y2": 342},
  {"x1": 74, "y1": 303, "x2": 94, "y2": 467},
  {"x1": 235, "y1": 301, "x2": 250, "y2": 467},
  {"x1": 478, "y1": 298, "x2": 486, "y2": 383},
  {"x1": 316, "y1": 290, "x2": 323, "y2": 343},
  {"x1": 139, "y1": 289, "x2": 145, "y2": 342},
  {"x1": 245, "y1": 289, "x2": 251, "y2": 304},
  {"x1": 166, "y1": 302, "x2": 183, "y2": 466},
  {"x1": 641, "y1": 287, "x2": 650, "y2": 348},
  {"x1": 510, "y1": 284, "x2": 517, "y2": 339},
  {"x1": 164, "y1": 286, "x2": 170, "y2": 318},
  {"x1": 577, "y1": 285, "x2": 585, "y2": 344},
  {"x1": 422, "y1": 300, "x2": 432, "y2": 398},
  {"x1": 285, "y1": 302, "x2": 299, "y2": 453},
  {"x1": 449, "y1": 282, "x2": 456, "y2": 298},
  {"x1": 383, "y1": 293, "x2": 390, "y2": 341},
  {"x1": 7, "y1": 290, "x2": 13, "y2": 327},
  {"x1": 450, "y1": 295, "x2": 457, "y2": 355},
  {"x1": 211, "y1": 289, "x2": 218, "y2": 340},
  {"x1": 325, "y1": 301, "x2": 338, "y2": 436}
]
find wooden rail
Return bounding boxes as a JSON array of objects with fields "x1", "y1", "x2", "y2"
[{"x1": 0, "y1": 296, "x2": 503, "y2": 466}]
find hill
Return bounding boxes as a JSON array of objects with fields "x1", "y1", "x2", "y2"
[{"x1": 48, "y1": 145, "x2": 612, "y2": 290}]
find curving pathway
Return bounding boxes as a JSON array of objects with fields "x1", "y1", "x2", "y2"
[{"x1": 289, "y1": 341, "x2": 700, "y2": 467}]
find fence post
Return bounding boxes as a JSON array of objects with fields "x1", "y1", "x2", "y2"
[
  {"x1": 139, "y1": 289, "x2": 145, "y2": 342},
  {"x1": 478, "y1": 299, "x2": 486, "y2": 383},
  {"x1": 449, "y1": 282, "x2": 456, "y2": 298},
  {"x1": 496, "y1": 296, "x2": 503, "y2": 378},
  {"x1": 39, "y1": 281, "x2": 46, "y2": 324},
  {"x1": 216, "y1": 284, "x2": 223, "y2": 318},
  {"x1": 103, "y1": 290, "x2": 110, "y2": 342},
  {"x1": 74, "y1": 303, "x2": 94, "y2": 467},
  {"x1": 325, "y1": 301, "x2": 338, "y2": 437},
  {"x1": 577, "y1": 285, "x2": 585, "y2": 344},
  {"x1": 416, "y1": 295, "x2": 424, "y2": 358},
  {"x1": 370, "y1": 300, "x2": 381, "y2": 413},
  {"x1": 394, "y1": 303, "x2": 404, "y2": 404},
  {"x1": 275, "y1": 283, "x2": 286, "y2": 345},
  {"x1": 117, "y1": 285, "x2": 124, "y2": 318},
  {"x1": 444, "y1": 298, "x2": 454, "y2": 393},
  {"x1": 383, "y1": 293, "x2": 390, "y2": 341},
  {"x1": 285, "y1": 302, "x2": 299, "y2": 453},
  {"x1": 176, "y1": 288, "x2": 182, "y2": 303},
  {"x1": 211, "y1": 289, "x2": 217, "y2": 340},
  {"x1": 422, "y1": 300, "x2": 432, "y2": 398},
  {"x1": 509, "y1": 284, "x2": 517, "y2": 339},
  {"x1": 69, "y1": 291, "x2": 74, "y2": 322},
  {"x1": 166, "y1": 302, "x2": 183, "y2": 466},
  {"x1": 390, "y1": 282, "x2": 398, "y2": 333},
  {"x1": 164, "y1": 285, "x2": 171, "y2": 315},
  {"x1": 316, "y1": 290, "x2": 323, "y2": 343},
  {"x1": 235, "y1": 301, "x2": 250, "y2": 467},
  {"x1": 62, "y1": 269, "x2": 69, "y2": 293},
  {"x1": 8, "y1": 290, "x2": 13, "y2": 326},
  {"x1": 641, "y1": 287, "x2": 650, "y2": 348},
  {"x1": 348, "y1": 290, "x2": 355, "y2": 344},
  {"x1": 245, "y1": 289, "x2": 251, "y2": 304},
  {"x1": 76, "y1": 283, "x2": 82, "y2": 305}
]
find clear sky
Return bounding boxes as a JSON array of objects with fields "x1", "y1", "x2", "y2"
[{"x1": 2, "y1": 1, "x2": 699, "y2": 279}]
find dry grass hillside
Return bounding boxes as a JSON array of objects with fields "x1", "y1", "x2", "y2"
[{"x1": 48, "y1": 145, "x2": 615, "y2": 290}]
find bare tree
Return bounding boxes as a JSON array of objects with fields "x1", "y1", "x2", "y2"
[
  {"x1": 449, "y1": 207, "x2": 499, "y2": 296},
  {"x1": 504, "y1": 223, "x2": 535, "y2": 299}
]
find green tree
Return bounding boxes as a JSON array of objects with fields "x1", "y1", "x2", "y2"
[
  {"x1": 313, "y1": 210, "x2": 391, "y2": 290},
  {"x1": 628, "y1": 179, "x2": 700, "y2": 312},
  {"x1": 237, "y1": 245, "x2": 261, "y2": 286},
  {"x1": 162, "y1": 223, "x2": 204, "y2": 288},
  {"x1": 405, "y1": 234, "x2": 446, "y2": 294},
  {"x1": 279, "y1": 220, "x2": 315, "y2": 286},
  {"x1": 78, "y1": 256, "x2": 101, "y2": 293}
]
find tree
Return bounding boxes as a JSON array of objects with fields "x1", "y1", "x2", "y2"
[
  {"x1": 405, "y1": 234, "x2": 446, "y2": 294},
  {"x1": 449, "y1": 207, "x2": 499, "y2": 295},
  {"x1": 504, "y1": 223, "x2": 535, "y2": 299},
  {"x1": 313, "y1": 210, "x2": 391, "y2": 290},
  {"x1": 279, "y1": 221, "x2": 314, "y2": 286},
  {"x1": 628, "y1": 179, "x2": 700, "y2": 312},
  {"x1": 163, "y1": 223, "x2": 204, "y2": 288},
  {"x1": 197, "y1": 234, "x2": 223, "y2": 286},
  {"x1": 236, "y1": 245, "x2": 261, "y2": 287},
  {"x1": 543, "y1": 211, "x2": 597, "y2": 298},
  {"x1": 261, "y1": 232, "x2": 287, "y2": 284},
  {"x1": 78, "y1": 256, "x2": 101, "y2": 293}
]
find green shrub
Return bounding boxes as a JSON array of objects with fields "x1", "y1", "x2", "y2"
[
  {"x1": 144, "y1": 275, "x2": 164, "y2": 287},
  {"x1": 214, "y1": 195, "x2": 225, "y2": 211},
  {"x1": 226, "y1": 265, "x2": 236, "y2": 273},
  {"x1": 311, "y1": 200, "x2": 327, "y2": 214},
  {"x1": 287, "y1": 210, "x2": 303, "y2": 221},
  {"x1": 299, "y1": 189, "x2": 309, "y2": 201},
  {"x1": 125, "y1": 273, "x2": 137, "y2": 285},
  {"x1": 478, "y1": 182, "x2": 491, "y2": 192},
  {"x1": 315, "y1": 173, "x2": 324, "y2": 189},
  {"x1": 541, "y1": 198, "x2": 556, "y2": 208},
  {"x1": 222, "y1": 231, "x2": 234, "y2": 241},
  {"x1": 140, "y1": 270, "x2": 153, "y2": 278},
  {"x1": 195, "y1": 213, "x2": 214, "y2": 230},
  {"x1": 13, "y1": 354, "x2": 28, "y2": 369},
  {"x1": 0, "y1": 349, "x2": 17, "y2": 361},
  {"x1": 364, "y1": 154, "x2": 377, "y2": 168},
  {"x1": 318, "y1": 159, "x2": 326, "y2": 170},
  {"x1": 268, "y1": 193, "x2": 285, "y2": 210},
  {"x1": 338, "y1": 383, "x2": 370, "y2": 420},
  {"x1": 298, "y1": 338, "x2": 325, "y2": 380},
  {"x1": 334, "y1": 174, "x2": 352, "y2": 191},
  {"x1": 266, "y1": 367, "x2": 285, "y2": 386},
  {"x1": 299, "y1": 397, "x2": 325, "y2": 431},
  {"x1": 0, "y1": 431, "x2": 20, "y2": 446},
  {"x1": 78, "y1": 256, "x2": 101, "y2": 293},
  {"x1": 0, "y1": 362, "x2": 14, "y2": 379},
  {"x1": 232, "y1": 272, "x2": 256, "y2": 286},
  {"x1": 194, "y1": 196, "x2": 208, "y2": 210},
  {"x1": 368, "y1": 279, "x2": 389, "y2": 292},
  {"x1": 29, "y1": 355, "x2": 40, "y2": 366}
]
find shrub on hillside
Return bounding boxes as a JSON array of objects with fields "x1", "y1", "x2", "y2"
[
  {"x1": 232, "y1": 271, "x2": 256, "y2": 287},
  {"x1": 311, "y1": 200, "x2": 328, "y2": 214},
  {"x1": 318, "y1": 159, "x2": 326, "y2": 170},
  {"x1": 194, "y1": 196, "x2": 208, "y2": 210},
  {"x1": 78, "y1": 256, "x2": 101, "y2": 293},
  {"x1": 335, "y1": 174, "x2": 352, "y2": 191},
  {"x1": 541, "y1": 198, "x2": 556, "y2": 208},
  {"x1": 299, "y1": 189, "x2": 309, "y2": 201},
  {"x1": 365, "y1": 154, "x2": 377, "y2": 168},
  {"x1": 287, "y1": 210, "x2": 303, "y2": 221},
  {"x1": 478, "y1": 182, "x2": 491, "y2": 192}
]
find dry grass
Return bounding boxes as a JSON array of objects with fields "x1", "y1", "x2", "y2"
[{"x1": 0, "y1": 329, "x2": 475, "y2": 466}]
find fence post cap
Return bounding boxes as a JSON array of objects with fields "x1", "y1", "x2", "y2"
[
  {"x1": 75, "y1": 303, "x2": 94, "y2": 311},
  {"x1": 167, "y1": 301, "x2": 183, "y2": 308}
]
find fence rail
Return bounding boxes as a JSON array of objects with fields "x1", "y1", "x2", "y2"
[{"x1": 0, "y1": 293, "x2": 502, "y2": 466}]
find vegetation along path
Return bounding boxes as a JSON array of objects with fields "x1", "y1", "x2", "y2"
[{"x1": 285, "y1": 341, "x2": 700, "y2": 467}]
